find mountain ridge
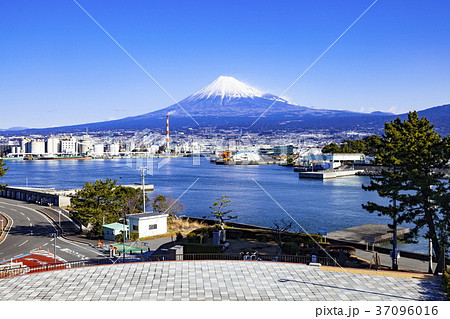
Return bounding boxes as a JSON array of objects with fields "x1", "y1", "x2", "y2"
[{"x1": 3, "y1": 76, "x2": 449, "y2": 135}]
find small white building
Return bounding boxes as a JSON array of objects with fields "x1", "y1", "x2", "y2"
[
  {"x1": 102, "y1": 222, "x2": 129, "y2": 241},
  {"x1": 127, "y1": 212, "x2": 168, "y2": 239}
]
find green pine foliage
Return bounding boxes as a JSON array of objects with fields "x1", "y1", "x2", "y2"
[
  {"x1": 150, "y1": 193, "x2": 185, "y2": 218},
  {"x1": 69, "y1": 178, "x2": 144, "y2": 237},
  {"x1": 0, "y1": 159, "x2": 8, "y2": 190},
  {"x1": 322, "y1": 135, "x2": 382, "y2": 156},
  {"x1": 210, "y1": 195, "x2": 237, "y2": 226},
  {"x1": 362, "y1": 112, "x2": 450, "y2": 263}
]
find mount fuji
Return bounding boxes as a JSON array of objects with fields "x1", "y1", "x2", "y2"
[{"x1": 12, "y1": 76, "x2": 450, "y2": 134}]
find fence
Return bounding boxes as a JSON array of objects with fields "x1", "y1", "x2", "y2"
[{"x1": 0, "y1": 253, "x2": 335, "y2": 279}]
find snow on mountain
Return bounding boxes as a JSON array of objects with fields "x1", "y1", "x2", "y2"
[{"x1": 189, "y1": 76, "x2": 266, "y2": 101}]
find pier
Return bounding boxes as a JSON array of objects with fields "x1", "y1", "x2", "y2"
[
  {"x1": 299, "y1": 169, "x2": 364, "y2": 179},
  {"x1": 0, "y1": 184, "x2": 154, "y2": 207},
  {"x1": 328, "y1": 223, "x2": 409, "y2": 244}
]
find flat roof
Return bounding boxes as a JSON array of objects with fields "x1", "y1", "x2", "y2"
[
  {"x1": 103, "y1": 222, "x2": 129, "y2": 231},
  {"x1": 127, "y1": 212, "x2": 168, "y2": 219}
]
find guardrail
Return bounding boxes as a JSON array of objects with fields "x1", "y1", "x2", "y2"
[{"x1": 0, "y1": 253, "x2": 335, "y2": 279}]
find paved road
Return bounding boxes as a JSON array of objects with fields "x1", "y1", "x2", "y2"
[{"x1": 0, "y1": 199, "x2": 105, "y2": 263}]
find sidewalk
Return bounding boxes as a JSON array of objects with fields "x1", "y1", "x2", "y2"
[{"x1": 353, "y1": 248, "x2": 435, "y2": 273}]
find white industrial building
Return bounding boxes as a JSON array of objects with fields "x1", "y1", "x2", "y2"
[
  {"x1": 78, "y1": 139, "x2": 92, "y2": 155},
  {"x1": 61, "y1": 139, "x2": 77, "y2": 154},
  {"x1": 109, "y1": 143, "x2": 120, "y2": 156},
  {"x1": 93, "y1": 143, "x2": 105, "y2": 156},
  {"x1": 46, "y1": 137, "x2": 61, "y2": 154},
  {"x1": 31, "y1": 140, "x2": 45, "y2": 155}
]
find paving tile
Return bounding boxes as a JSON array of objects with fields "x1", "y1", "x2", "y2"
[{"x1": 0, "y1": 260, "x2": 445, "y2": 301}]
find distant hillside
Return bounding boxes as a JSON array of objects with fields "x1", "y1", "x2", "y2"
[{"x1": 4, "y1": 77, "x2": 449, "y2": 135}]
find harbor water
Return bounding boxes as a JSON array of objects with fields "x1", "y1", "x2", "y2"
[{"x1": 0, "y1": 157, "x2": 428, "y2": 253}]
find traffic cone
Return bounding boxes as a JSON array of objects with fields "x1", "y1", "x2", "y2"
[{"x1": 39, "y1": 246, "x2": 41, "y2": 253}]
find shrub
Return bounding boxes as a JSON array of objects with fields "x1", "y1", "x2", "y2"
[
  {"x1": 226, "y1": 229, "x2": 242, "y2": 240},
  {"x1": 255, "y1": 234, "x2": 270, "y2": 242},
  {"x1": 282, "y1": 242, "x2": 299, "y2": 255},
  {"x1": 190, "y1": 226, "x2": 214, "y2": 237},
  {"x1": 295, "y1": 233, "x2": 323, "y2": 243},
  {"x1": 182, "y1": 243, "x2": 222, "y2": 254},
  {"x1": 443, "y1": 268, "x2": 450, "y2": 300},
  {"x1": 130, "y1": 232, "x2": 139, "y2": 242},
  {"x1": 115, "y1": 233, "x2": 124, "y2": 243},
  {"x1": 186, "y1": 234, "x2": 201, "y2": 243},
  {"x1": 282, "y1": 236, "x2": 294, "y2": 243}
]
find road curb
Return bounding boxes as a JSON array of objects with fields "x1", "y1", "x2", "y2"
[
  {"x1": 0, "y1": 212, "x2": 12, "y2": 244},
  {"x1": 34, "y1": 208, "x2": 96, "y2": 248}
]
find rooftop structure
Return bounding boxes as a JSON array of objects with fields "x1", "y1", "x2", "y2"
[{"x1": 0, "y1": 260, "x2": 443, "y2": 301}]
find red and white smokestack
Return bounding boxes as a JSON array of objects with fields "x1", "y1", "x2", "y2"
[{"x1": 166, "y1": 115, "x2": 170, "y2": 153}]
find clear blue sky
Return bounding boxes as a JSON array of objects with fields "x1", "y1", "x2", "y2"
[{"x1": 1, "y1": 0, "x2": 449, "y2": 129}]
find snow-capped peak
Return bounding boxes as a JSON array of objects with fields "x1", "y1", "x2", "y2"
[{"x1": 191, "y1": 76, "x2": 265, "y2": 100}]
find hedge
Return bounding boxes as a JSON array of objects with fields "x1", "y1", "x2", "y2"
[
  {"x1": 282, "y1": 242, "x2": 299, "y2": 255},
  {"x1": 182, "y1": 243, "x2": 222, "y2": 254},
  {"x1": 130, "y1": 232, "x2": 139, "y2": 242}
]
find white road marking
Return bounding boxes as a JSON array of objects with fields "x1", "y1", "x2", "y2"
[
  {"x1": 10, "y1": 208, "x2": 17, "y2": 212},
  {"x1": 43, "y1": 243, "x2": 48, "y2": 247},
  {"x1": 0, "y1": 211, "x2": 13, "y2": 243},
  {"x1": 20, "y1": 212, "x2": 25, "y2": 216},
  {"x1": 59, "y1": 237, "x2": 106, "y2": 256},
  {"x1": 0, "y1": 252, "x2": 3, "y2": 255},
  {"x1": 26, "y1": 217, "x2": 30, "y2": 221},
  {"x1": 29, "y1": 223, "x2": 32, "y2": 227},
  {"x1": 18, "y1": 240, "x2": 29, "y2": 247}
]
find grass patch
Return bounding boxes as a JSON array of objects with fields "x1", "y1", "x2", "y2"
[{"x1": 138, "y1": 218, "x2": 207, "y2": 241}]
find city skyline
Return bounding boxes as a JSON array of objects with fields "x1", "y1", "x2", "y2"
[{"x1": 1, "y1": 0, "x2": 449, "y2": 129}]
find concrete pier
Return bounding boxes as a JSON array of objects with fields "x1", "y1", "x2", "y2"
[
  {"x1": 299, "y1": 169, "x2": 364, "y2": 179},
  {"x1": 0, "y1": 184, "x2": 154, "y2": 207},
  {"x1": 328, "y1": 223, "x2": 409, "y2": 244}
]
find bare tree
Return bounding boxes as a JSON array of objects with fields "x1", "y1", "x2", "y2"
[
  {"x1": 270, "y1": 219, "x2": 294, "y2": 255},
  {"x1": 151, "y1": 194, "x2": 185, "y2": 218}
]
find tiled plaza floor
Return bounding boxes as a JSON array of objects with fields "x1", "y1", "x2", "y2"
[{"x1": 0, "y1": 261, "x2": 445, "y2": 301}]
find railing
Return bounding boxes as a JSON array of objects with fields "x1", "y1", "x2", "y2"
[{"x1": 0, "y1": 253, "x2": 336, "y2": 279}]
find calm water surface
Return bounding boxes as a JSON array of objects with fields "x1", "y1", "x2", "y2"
[{"x1": 1, "y1": 157, "x2": 427, "y2": 253}]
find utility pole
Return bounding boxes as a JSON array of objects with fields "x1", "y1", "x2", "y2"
[
  {"x1": 123, "y1": 220, "x2": 125, "y2": 264},
  {"x1": 54, "y1": 231, "x2": 57, "y2": 265},
  {"x1": 138, "y1": 167, "x2": 148, "y2": 214}
]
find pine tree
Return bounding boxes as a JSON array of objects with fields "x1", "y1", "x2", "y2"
[
  {"x1": 363, "y1": 112, "x2": 449, "y2": 270},
  {"x1": 69, "y1": 178, "x2": 144, "y2": 237},
  {"x1": 210, "y1": 195, "x2": 236, "y2": 226},
  {"x1": 0, "y1": 159, "x2": 8, "y2": 190}
]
